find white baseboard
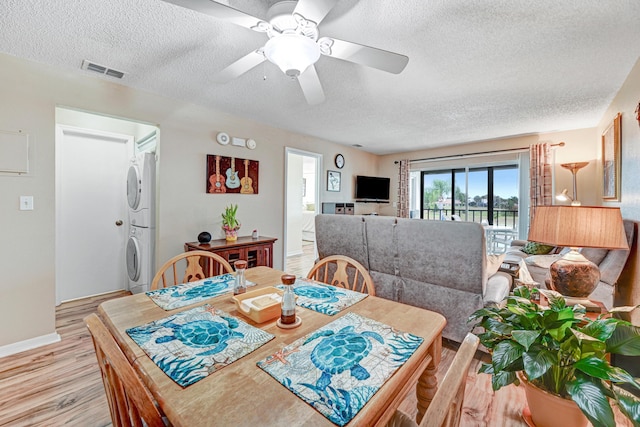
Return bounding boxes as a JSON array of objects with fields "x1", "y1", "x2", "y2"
[{"x1": 0, "y1": 332, "x2": 62, "y2": 358}]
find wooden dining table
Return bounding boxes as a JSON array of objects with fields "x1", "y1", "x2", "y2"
[{"x1": 98, "y1": 266, "x2": 446, "y2": 426}]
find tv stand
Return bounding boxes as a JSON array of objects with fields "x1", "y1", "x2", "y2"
[{"x1": 322, "y1": 202, "x2": 354, "y2": 214}]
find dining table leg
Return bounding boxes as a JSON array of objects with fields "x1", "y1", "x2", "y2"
[{"x1": 415, "y1": 334, "x2": 442, "y2": 423}]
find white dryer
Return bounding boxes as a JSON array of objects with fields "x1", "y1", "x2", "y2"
[
  {"x1": 127, "y1": 152, "x2": 156, "y2": 228},
  {"x1": 126, "y1": 225, "x2": 155, "y2": 294}
]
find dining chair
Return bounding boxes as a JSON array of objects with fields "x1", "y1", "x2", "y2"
[
  {"x1": 151, "y1": 250, "x2": 234, "y2": 290},
  {"x1": 307, "y1": 254, "x2": 376, "y2": 295},
  {"x1": 386, "y1": 333, "x2": 479, "y2": 427},
  {"x1": 85, "y1": 313, "x2": 166, "y2": 427}
]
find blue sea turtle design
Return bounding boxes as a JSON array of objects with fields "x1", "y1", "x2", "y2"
[
  {"x1": 172, "y1": 279, "x2": 229, "y2": 300},
  {"x1": 304, "y1": 326, "x2": 384, "y2": 390},
  {"x1": 294, "y1": 285, "x2": 346, "y2": 303},
  {"x1": 156, "y1": 316, "x2": 243, "y2": 356}
]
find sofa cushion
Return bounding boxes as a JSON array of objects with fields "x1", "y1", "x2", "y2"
[
  {"x1": 525, "y1": 254, "x2": 561, "y2": 269},
  {"x1": 521, "y1": 241, "x2": 555, "y2": 255},
  {"x1": 580, "y1": 248, "x2": 609, "y2": 266}
]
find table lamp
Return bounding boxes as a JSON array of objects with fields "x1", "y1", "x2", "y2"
[{"x1": 527, "y1": 206, "x2": 628, "y2": 298}]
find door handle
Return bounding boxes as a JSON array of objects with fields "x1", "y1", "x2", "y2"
[{"x1": 115, "y1": 220, "x2": 123, "y2": 226}]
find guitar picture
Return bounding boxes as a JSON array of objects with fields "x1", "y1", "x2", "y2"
[
  {"x1": 209, "y1": 155, "x2": 226, "y2": 193},
  {"x1": 225, "y1": 157, "x2": 240, "y2": 189},
  {"x1": 240, "y1": 159, "x2": 254, "y2": 194}
]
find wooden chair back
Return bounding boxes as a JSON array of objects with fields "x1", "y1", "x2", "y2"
[
  {"x1": 307, "y1": 254, "x2": 376, "y2": 295},
  {"x1": 85, "y1": 313, "x2": 165, "y2": 427},
  {"x1": 151, "y1": 250, "x2": 234, "y2": 290},
  {"x1": 387, "y1": 333, "x2": 479, "y2": 427}
]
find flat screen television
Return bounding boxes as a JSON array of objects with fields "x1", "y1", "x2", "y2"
[{"x1": 355, "y1": 175, "x2": 390, "y2": 202}]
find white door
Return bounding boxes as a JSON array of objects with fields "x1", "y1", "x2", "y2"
[{"x1": 56, "y1": 126, "x2": 131, "y2": 304}]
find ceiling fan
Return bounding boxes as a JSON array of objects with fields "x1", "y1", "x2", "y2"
[{"x1": 162, "y1": 0, "x2": 409, "y2": 104}]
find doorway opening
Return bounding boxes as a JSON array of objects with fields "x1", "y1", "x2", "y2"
[
  {"x1": 284, "y1": 148, "x2": 321, "y2": 277},
  {"x1": 55, "y1": 107, "x2": 158, "y2": 305}
]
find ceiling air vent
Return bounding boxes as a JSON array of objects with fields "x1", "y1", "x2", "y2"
[{"x1": 81, "y1": 60, "x2": 125, "y2": 79}]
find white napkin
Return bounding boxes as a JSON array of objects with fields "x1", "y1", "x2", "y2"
[{"x1": 240, "y1": 293, "x2": 282, "y2": 312}]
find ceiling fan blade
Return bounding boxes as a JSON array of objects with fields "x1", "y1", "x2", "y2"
[
  {"x1": 319, "y1": 37, "x2": 409, "y2": 74},
  {"x1": 212, "y1": 49, "x2": 266, "y2": 83},
  {"x1": 162, "y1": 0, "x2": 269, "y2": 31},
  {"x1": 293, "y1": 0, "x2": 339, "y2": 25},
  {"x1": 298, "y1": 66, "x2": 325, "y2": 105}
]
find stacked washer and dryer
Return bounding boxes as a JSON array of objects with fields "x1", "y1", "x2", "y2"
[{"x1": 126, "y1": 152, "x2": 156, "y2": 294}]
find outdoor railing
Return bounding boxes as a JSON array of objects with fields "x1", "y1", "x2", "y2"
[{"x1": 421, "y1": 208, "x2": 519, "y2": 229}]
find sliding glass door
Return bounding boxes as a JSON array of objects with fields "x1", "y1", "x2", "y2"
[{"x1": 419, "y1": 165, "x2": 519, "y2": 227}]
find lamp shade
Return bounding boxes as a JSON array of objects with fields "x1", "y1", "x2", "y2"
[
  {"x1": 264, "y1": 33, "x2": 320, "y2": 77},
  {"x1": 528, "y1": 206, "x2": 628, "y2": 249}
]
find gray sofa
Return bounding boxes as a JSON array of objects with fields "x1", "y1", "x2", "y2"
[
  {"x1": 503, "y1": 218, "x2": 636, "y2": 309},
  {"x1": 314, "y1": 214, "x2": 511, "y2": 342}
]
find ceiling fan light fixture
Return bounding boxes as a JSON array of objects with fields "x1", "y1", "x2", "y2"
[{"x1": 264, "y1": 33, "x2": 320, "y2": 77}]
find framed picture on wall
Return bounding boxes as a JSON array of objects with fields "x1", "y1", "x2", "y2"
[
  {"x1": 206, "y1": 155, "x2": 259, "y2": 194},
  {"x1": 327, "y1": 170, "x2": 341, "y2": 192},
  {"x1": 602, "y1": 112, "x2": 621, "y2": 201}
]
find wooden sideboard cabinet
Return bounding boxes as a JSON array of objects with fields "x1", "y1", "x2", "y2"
[{"x1": 184, "y1": 236, "x2": 277, "y2": 269}]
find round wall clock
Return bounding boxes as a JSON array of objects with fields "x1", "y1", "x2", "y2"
[{"x1": 335, "y1": 153, "x2": 345, "y2": 169}]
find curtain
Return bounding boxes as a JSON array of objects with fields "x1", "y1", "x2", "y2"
[
  {"x1": 529, "y1": 143, "x2": 552, "y2": 222},
  {"x1": 397, "y1": 159, "x2": 410, "y2": 218}
]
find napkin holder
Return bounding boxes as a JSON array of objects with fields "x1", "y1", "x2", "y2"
[{"x1": 231, "y1": 287, "x2": 284, "y2": 323}]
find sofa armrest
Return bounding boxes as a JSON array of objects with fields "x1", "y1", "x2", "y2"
[
  {"x1": 484, "y1": 272, "x2": 511, "y2": 307},
  {"x1": 510, "y1": 239, "x2": 528, "y2": 247}
]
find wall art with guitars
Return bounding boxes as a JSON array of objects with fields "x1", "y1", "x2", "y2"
[{"x1": 206, "y1": 155, "x2": 259, "y2": 194}]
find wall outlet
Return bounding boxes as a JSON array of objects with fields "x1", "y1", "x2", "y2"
[{"x1": 20, "y1": 196, "x2": 33, "y2": 210}]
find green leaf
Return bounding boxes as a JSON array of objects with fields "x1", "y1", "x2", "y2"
[
  {"x1": 580, "y1": 318, "x2": 618, "y2": 341},
  {"x1": 482, "y1": 317, "x2": 513, "y2": 336},
  {"x1": 491, "y1": 370, "x2": 517, "y2": 391},
  {"x1": 492, "y1": 340, "x2": 523, "y2": 371},
  {"x1": 567, "y1": 376, "x2": 616, "y2": 427},
  {"x1": 468, "y1": 307, "x2": 500, "y2": 322},
  {"x1": 522, "y1": 348, "x2": 554, "y2": 380},
  {"x1": 579, "y1": 359, "x2": 640, "y2": 391},
  {"x1": 606, "y1": 324, "x2": 640, "y2": 356},
  {"x1": 478, "y1": 362, "x2": 494, "y2": 374},
  {"x1": 614, "y1": 391, "x2": 640, "y2": 426},
  {"x1": 512, "y1": 330, "x2": 540, "y2": 351}
]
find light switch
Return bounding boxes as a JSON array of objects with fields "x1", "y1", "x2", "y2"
[{"x1": 20, "y1": 196, "x2": 33, "y2": 210}]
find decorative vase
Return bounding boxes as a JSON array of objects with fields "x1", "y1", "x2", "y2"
[
  {"x1": 197, "y1": 231, "x2": 211, "y2": 244},
  {"x1": 518, "y1": 373, "x2": 588, "y2": 427},
  {"x1": 224, "y1": 227, "x2": 239, "y2": 241}
]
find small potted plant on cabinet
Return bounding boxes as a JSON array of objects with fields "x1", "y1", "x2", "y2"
[
  {"x1": 221, "y1": 204, "x2": 240, "y2": 241},
  {"x1": 469, "y1": 286, "x2": 640, "y2": 427}
]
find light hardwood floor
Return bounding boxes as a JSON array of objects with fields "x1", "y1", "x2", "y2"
[{"x1": 0, "y1": 282, "x2": 632, "y2": 426}]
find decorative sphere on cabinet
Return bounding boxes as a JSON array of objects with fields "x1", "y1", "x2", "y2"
[{"x1": 197, "y1": 231, "x2": 212, "y2": 243}]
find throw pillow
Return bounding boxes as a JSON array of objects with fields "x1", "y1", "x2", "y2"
[
  {"x1": 486, "y1": 253, "x2": 506, "y2": 279},
  {"x1": 521, "y1": 242, "x2": 555, "y2": 255}
]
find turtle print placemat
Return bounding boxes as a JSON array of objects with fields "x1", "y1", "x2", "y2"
[
  {"x1": 256, "y1": 312, "x2": 424, "y2": 426},
  {"x1": 146, "y1": 273, "x2": 255, "y2": 310},
  {"x1": 275, "y1": 278, "x2": 368, "y2": 315},
  {"x1": 126, "y1": 304, "x2": 273, "y2": 387}
]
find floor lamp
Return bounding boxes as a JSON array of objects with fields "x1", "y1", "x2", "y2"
[{"x1": 556, "y1": 162, "x2": 588, "y2": 206}]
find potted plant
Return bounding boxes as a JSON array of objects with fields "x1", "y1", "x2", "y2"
[
  {"x1": 221, "y1": 203, "x2": 240, "y2": 241},
  {"x1": 469, "y1": 286, "x2": 640, "y2": 427}
]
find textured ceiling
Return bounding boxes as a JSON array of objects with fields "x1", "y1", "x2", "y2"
[{"x1": 1, "y1": 0, "x2": 639, "y2": 155}]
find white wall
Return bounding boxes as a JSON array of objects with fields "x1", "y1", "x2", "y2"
[
  {"x1": 378, "y1": 128, "x2": 601, "y2": 216},
  {"x1": 598, "y1": 57, "x2": 640, "y2": 217},
  {"x1": 0, "y1": 53, "x2": 379, "y2": 349}
]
